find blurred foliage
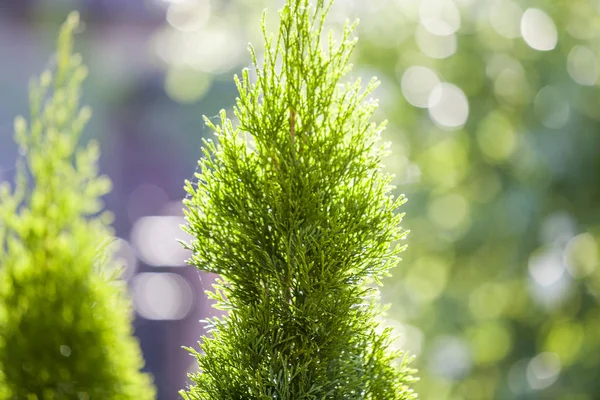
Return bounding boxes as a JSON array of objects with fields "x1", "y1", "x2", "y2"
[
  {"x1": 153, "y1": 0, "x2": 600, "y2": 398},
  {"x1": 354, "y1": 2, "x2": 600, "y2": 399},
  {"x1": 0, "y1": 13, "x2": 154, "y2": 399}
]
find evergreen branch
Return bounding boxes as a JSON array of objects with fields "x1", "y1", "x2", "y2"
[
  {"x1": 181, "y1": 0, "x2": 417, "y2": 398},
  {"x1": 0, "y1": 12, "x2": 155, "y2": 399}
]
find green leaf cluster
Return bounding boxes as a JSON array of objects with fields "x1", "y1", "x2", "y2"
[
  {"x1": 181, "y1": 0, "x2": 417, "y2": 398},
  {"x1": 0, "y1": 12, "x2": 155, "y2": 400}
]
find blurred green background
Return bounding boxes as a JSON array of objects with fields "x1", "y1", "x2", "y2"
[{"x1": 2, "y1": 0, "x2": 600, "y2": 399}]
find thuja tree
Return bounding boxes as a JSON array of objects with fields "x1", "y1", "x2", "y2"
[
  {"x1": 181, "y1": 0, "x2": 417, "y2": 398},
  {"x1": 0, "y1": 13, "x2": 154, "y2": 399}
]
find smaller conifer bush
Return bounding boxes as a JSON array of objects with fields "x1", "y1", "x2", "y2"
[
  {"x1": 0, "y1": 12, "x2": 155, "y2": 400},
  {"x1": 180, "y1": 0, "x2": 418, "y2": 398}
]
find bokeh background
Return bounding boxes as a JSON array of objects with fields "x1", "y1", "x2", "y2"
[{"x1": 2, "y1": 0, "x2": 600, "y2": 399}]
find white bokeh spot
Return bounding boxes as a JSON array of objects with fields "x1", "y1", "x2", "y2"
[
  {"x1": 428, "y1": 83, "x2": 469, "y2": 129},
  {"x1": 132, "y1": 272, "x2": 193, "y2": 320},
  {"x1": 521, "y1": 8, "x2": 558, "y2": 51},
  {"x1": 401, "y1": 66, "x2": 440, "y2": 108}
]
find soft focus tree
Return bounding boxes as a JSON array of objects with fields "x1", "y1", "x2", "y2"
[
  {"x1": 0, "y1": 12, "x2": 155, "y2": 399},
  {"x1": 155, "y1": 0, "x2": 600, "y2": 399},
  {"x1": 180, "y1": 0, "x2": 417, "y2": 398}
]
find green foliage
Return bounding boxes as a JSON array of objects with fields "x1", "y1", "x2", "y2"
[
  {"x1": 181, "y1": 0, "x2": 417, "y2": 398},
  {"x1": 0, "y1": 12, "x2": 155, "y2": 400},
  {"x1": 334, "y1": 1, "x2": 600, "y2": 399}
]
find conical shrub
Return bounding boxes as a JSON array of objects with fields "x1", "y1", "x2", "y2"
[
  {"x1": 0, "y1": 12, "x2": 155, "y2": 400},
  {"x1": 180, "y1": 0, "x2": 417, "y2": 398}
]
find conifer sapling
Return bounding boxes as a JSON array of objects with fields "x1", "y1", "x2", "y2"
[
  {"x1": 181, "y1": 0, "x2": 417, "y2": 398},
  {"x1": 0, "y1": 13, "x2": 155, "y2": 399}
]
